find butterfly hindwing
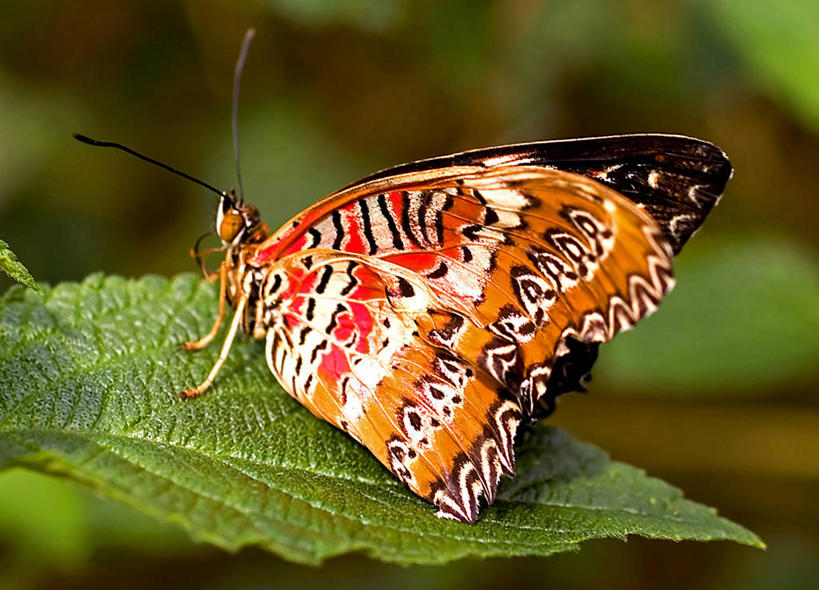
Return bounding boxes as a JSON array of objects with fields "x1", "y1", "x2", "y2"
[{"x1": 263, "y1": 251, "x2": 522, "y2": 522}]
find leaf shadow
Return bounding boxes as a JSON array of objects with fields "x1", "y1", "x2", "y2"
[{"x1": 497, "y1": 425, "x2": 609, "y2": 503}]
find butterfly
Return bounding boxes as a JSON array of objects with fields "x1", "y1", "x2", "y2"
[{"x1": 75, "y1": 32, "x2": 732, "y2": 524}]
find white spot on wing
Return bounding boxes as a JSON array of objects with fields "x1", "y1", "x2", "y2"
[{"x1": 478, "y1": 187, "x2": 532, "y2": 210}]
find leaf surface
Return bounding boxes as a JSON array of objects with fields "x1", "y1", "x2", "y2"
[
  {"x1": 0, "y1": 239, "x2": 40, "y2": 293},
  {"x1": 0, "y1": 274, "x2": 762, "y2": 564}
]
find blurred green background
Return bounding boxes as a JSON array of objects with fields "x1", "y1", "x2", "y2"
[{"x1": 1, "y1": 0, "x2": 817, "y2": 588}]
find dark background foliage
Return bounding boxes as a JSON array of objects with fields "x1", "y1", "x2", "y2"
[{"x1": 0, "y1": 1, "x2": 817, "y2": 588}]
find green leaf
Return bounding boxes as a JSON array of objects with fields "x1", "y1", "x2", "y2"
[
  {"x1": 0, "y1": 274, "x2": 762, "y2": 564},
  {"x1": 0, "y1": 238, "x2": 41, "y2": 293}
]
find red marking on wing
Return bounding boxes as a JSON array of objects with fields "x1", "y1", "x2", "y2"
[
  {"x1": 350, "y1": 300, "x2": 374, "y2": 354},
  {"x1": 384, "y1": 252, "x2": 438, "y2": 271},
  {"x1": 342, "y1": 210, "x2": 366, "y2": 255},
  {"x1": 321, "y1": 345, "x2": 349, "y2": 380},
  {"x1": 333, "y1": 308, "x2": 355, "y2": 342}
]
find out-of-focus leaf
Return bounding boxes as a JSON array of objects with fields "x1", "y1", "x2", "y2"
[
  {"x1": 0, "y1": 468, "x2": 199, "y2": 559},
  {"x1": 0, "y1": 468, "x2": 199, "y2": 584},
  {"x1": 0, "y1": 274, "x2": 761, "y2": 565},
  {"x1": 0, "y1": 469, "x2": 90, "y2": 568},
  {"x1": 207, "y1": 103, "x2": 366, "y2": 228},
  {"x1": 0, "y1": 70, "x2": 86, "y2": 205},
  {"x1": 702, "y1": 0, "x2": 819, "y2": 128},
  {"x1": 259, "y1": 0, "x2": 406, "y2": 31},
  {"x1": 597, "y1": 236, "x2": 819, "y2": 394},
  {"x1": 0, "y1": 238, "x2": 40, "y2": 293}
]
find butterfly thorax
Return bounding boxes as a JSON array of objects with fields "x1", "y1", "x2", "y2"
[{"x1": 215, "y1": 193, "x2": 274, "y2": 339}]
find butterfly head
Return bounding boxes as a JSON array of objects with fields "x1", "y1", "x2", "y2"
[{"x1": 216, "y1": 190, "x2": 265, "y2": 247}]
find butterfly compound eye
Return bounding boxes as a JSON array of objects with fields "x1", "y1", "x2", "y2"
[{"x1": 218, "y1": 210, "x2": 244, "y2": 243}]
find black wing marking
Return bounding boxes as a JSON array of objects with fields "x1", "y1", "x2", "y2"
[{"x1": 344, "y1": 134, "x2": 732, "y2": 255}]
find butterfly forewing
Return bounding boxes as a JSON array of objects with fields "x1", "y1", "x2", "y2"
[
  {"x1": 254, "y1": 165, "x2": 674, "y2": 521},
  {"x1": 346, "y1": 134, "x2": 732, "y2": 255}
]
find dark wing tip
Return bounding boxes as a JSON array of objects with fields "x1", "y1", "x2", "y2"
[
  {"x1": 609, "y1": 135, "x2": 733, "y2": 255},
  {"x1": 509, "y1": 134, "x2": 733, "y2": 255}
]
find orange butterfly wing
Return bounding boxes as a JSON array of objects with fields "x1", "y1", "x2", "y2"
[{"x1": 252, "y1": 165, "x2": 673, "y2": 521}]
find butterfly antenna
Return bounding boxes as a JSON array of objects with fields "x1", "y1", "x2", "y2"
[
  {"x1": 232, "y1": 28, "x2": 256, "y2": 205},
  {"x1": 72, "y1": 133, "x2": 227, "y2": 198}
]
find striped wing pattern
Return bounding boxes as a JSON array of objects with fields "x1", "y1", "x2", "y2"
[
  {"x1": 251, "y1": 165, "x2": 674, "y2": 522},
  {"x1": 351, "y1": 134, "x2": 732, "y2": 255}
]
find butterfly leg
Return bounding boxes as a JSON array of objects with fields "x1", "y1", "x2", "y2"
[
  {"x1": 180, "y1": 295, "x2": 247, "y2": 398},
  {"x1": 183, "y1": 261, "x2": 228, "y2": 351}
]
